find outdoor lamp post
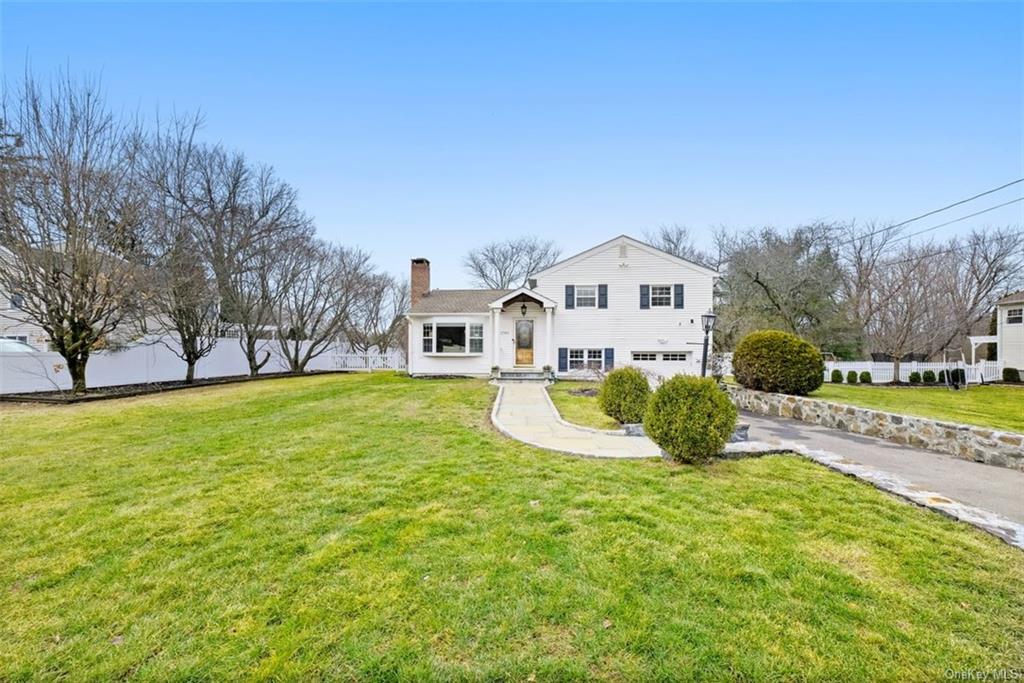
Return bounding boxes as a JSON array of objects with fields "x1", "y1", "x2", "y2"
[{"x1": 700, "y1": 310, "x2": 717, "y2": 378}]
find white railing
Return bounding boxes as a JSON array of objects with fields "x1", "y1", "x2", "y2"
[
  {"x1": 333, "y1": 353, "x2": 407, "y2": 371},
  {"x1": 822, "y1": 360, "x2": 1003, "y2": 384},
  {"x1": 0, "y1": 337, "x2": 406, "y2": 395}
]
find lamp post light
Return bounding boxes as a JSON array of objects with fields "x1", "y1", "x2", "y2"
[
  {"x1": 700, "y1": 310, "x2": 717, "y2": 378},
  {"x1": 520, "y1": 303, "x2": 528, "y2": 317}
]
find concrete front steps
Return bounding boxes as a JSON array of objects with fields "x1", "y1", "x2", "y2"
[{"x1": 495, "y1": 369, "x2": 551, "y2": 383}]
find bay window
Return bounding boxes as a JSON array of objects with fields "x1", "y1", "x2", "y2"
[{"x1": 422, "y1": 321, "x2": 485, "y2": 354}]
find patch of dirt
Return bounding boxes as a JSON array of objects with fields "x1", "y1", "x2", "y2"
[{"x1": 568, "y1": 388, "x2": 599, "y2": 397}]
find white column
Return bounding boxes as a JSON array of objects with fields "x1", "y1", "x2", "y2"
[
  {"x1": 545, "y1": 307, "x2": 553, "y2": 369},
  {"x1": 491, "y1": 308, "x2": 500, "y2": 368}
]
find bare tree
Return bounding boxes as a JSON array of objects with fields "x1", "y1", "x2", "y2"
[
  {"x1": 178, "y1": 144, "x2": 313, "y2": 376},
  {"x1": 863, "y1": 244, "x2": 941, "y2": 381},
  {"x1": 714, "y1": 223, "x2": 855, "y2": 353},
  {"x1": 140, "y1": 114, "x2": 221, "y2": 383},
  {"x1": 0, "y1": 73, "x2": 145, "y2": 394},
  {"x1": 463, "y1": 237, "x2": 561, "y2": 288},
  {"x1": 346, "y1": 274, "x2": 409, "y2": 354},
  {"x1": 644, "y1": 224, "x2": 716, "y2": 269},
  {"x1": 269, "y1": 237, "x2": 373, "y2": 372}
]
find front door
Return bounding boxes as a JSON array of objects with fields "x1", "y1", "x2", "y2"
[{"x1": 515, "y1": 319, "x2": 534, "y2": 366}]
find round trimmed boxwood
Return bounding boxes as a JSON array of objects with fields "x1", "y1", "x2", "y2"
[
  {"x1": 598, "y1": 366, "x2": 651, "y2": 424},
  {"x1": 732, "y1": 330, "x2": 825, "y2": 395},
  {"x1": 908, "y1": 371, "x2": 922, "y2": 384},
  {"x1": 922, "y1": 370, "x2": 936, "y2": 384},
  {"x1": 938, "y1": 369, "x2": 946, "y2": 383},
  {"x1": 846, "y1": 370, "x2": 858, "y2": 385},
  {"x1": 1003, "y1": 367, "x2": 1021, "y2": 383},
  {"x1": 643, "y1": 375, "x2": 737, "y2": 464},
  {"x1": 859, "y1": 371, "x2": 872, "y2": 384},
  {"x1": 830, "y1": 369, "x2": 843, "y2": 383}
]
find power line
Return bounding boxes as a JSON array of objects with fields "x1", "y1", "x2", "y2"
[
  {"x1": 836, "y1": 178, "x2": 1024, "y2": 247},
  {"x1": 888, "y1": 196, "x2": 1024, "y2": 243}
]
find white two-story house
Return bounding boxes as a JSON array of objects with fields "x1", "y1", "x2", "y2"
[{"x1": 406, "y1": 235, "x2": 717, "y2": 379}]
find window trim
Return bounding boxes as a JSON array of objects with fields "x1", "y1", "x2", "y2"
[
  {"x1": 422, "y1": 321, "x2": 485, "y2": 356},
  {"x1": 1008, "y1": 307, "x2": 1023, "y2": 325},
  {"x1": 574, "y1": 285, "x2": 598, "y2": 308},
  {"x1": 649, "y1": 285, "x2": 673, "y2": 308}
]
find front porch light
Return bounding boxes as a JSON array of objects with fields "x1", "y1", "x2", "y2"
[{"x1": 520, "y1": 303, "x2": 528, "y2": 317}]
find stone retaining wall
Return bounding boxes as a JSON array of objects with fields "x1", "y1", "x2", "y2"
[{"x1": 725, "y1": 385, "x2": 1024, "y2": 471}]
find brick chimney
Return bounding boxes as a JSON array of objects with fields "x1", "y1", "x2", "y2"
[{"x1": 411, "y1": 258, "x2": 430, "y2": 308}]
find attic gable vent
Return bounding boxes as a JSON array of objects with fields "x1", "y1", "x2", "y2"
[{"x1": 619, "y1": 244, "x2": 628, "y2": 258}]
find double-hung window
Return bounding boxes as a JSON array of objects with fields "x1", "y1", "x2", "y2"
[
  {"x1": 422, "y1": 324, "x2": 434, "y2": 353},
  {"x1": 469, "y1": 324, "x2": 484, "y2": 353},
  {"x1": 650, "y1": 285, "x2": 672, "y2": 308},
  {"x1": 1008, "y1": 308, "x2": 1023, "y2": 325},
  {"x1": 575, "y1": 285, "x2": 597, "y2": 308}
]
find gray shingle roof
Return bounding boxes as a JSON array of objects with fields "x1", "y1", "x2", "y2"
[
  {"x1": 410, "y1": 289, "x2": 511, "y2": 313},
  {"x1": 997, "y1": 290, "x2": 1024, "y2": 306}
]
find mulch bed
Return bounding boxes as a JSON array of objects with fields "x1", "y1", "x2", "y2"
[{"x1": 0, "y1": 370, "x2": 351, "y2": 405}]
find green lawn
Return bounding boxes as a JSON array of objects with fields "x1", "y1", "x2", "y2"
[
  {"x1": 546, "y1": 381, "x2": 620, "y2": 430},
  {"x1": 2, "y1": 374, "x2": 1022, "y2": 680},
  {"x1": 810, "y1": 383, "x2": 1024, "y2": 433}
]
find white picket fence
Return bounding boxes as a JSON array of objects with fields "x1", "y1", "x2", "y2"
[
  {"x1": 0, "y1": 336, "x2": 406, "y2": 395},
  {"x1": 822, "y1": 360, "x2": 1002, "y2": 384}
]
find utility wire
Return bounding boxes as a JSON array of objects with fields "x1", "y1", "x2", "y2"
[
  {"x1": 835, "y1": 178, "x2": 1024, "y2": 247},
  {"x1": 887, "y1": 196, "x2": 1024, "y2": 243}
]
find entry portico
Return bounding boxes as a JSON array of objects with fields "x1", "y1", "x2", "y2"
[{"x1": 488, "y1": 287, "x2": 558, "y2": 370}]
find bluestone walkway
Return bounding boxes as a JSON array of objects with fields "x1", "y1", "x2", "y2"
[{"x1": 491, "y1": 381, "x2": 1024, "y2": 548}]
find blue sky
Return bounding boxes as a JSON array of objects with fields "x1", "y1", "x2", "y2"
[{"x1": 2, "y1": 2, "x2": 1021, "y2": 287}]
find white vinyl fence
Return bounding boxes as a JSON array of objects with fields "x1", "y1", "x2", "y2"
[
  {"x1": 0, "y1": 336, "x2": 406, "y2": 395},
  {"x1": 823, "y1": 360, "x2": 1002, "y2": 384}
]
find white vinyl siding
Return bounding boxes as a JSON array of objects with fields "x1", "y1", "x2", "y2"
[{"x1": 534, "y1": 237, "x2": 713, "y2": 379}]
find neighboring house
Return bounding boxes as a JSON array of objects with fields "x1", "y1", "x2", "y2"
[
  {"x1": 406, "y1": 235, "x2": 717, "y2": 378},
  {"x1": 0, "y1": 248, "x2": 49, "y2": 351},
  {"x1": 996, "y1": 290, "x2": 1024, "y2": 371}
]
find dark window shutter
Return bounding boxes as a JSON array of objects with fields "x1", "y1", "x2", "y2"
[
  {"x1": 558, "y1": 347, "x2": 568, "y2": 372},
  {"x1": 674, "y1": 284, "x2": 684, "y2": 309},
  {"x1": 565, "y1": 285, "x2": 575, "y2": 310},
  {"x1": 640, "y1": 285, "x2": 650, "y2": 309},
  {"x1": 604, "y1": 347, "x2": 614, "y2": 369},
  {"x1": 598, "y1": 284, "x2": 608, "y2": 309}
]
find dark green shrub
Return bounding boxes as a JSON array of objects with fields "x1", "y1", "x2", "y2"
[
  {"x1": 908, "y1": 371, "x2": 921, "y2": 384},
  {"x1": 954, "y1": 368, "x2": 966, "y2": 384},
  {"x1": 598, "y1": 366, "x2": 651, "y2": 424},
  {"x1": 859, "y1": 371, "x2": 872, "y2": 384},
  {"x1": 830, "y1": 369, "x2": 843, "y2": 383},
  {"x1": 732, "y1": 330, "x2": 824, "y2": 395},
  {"x1": 846, "y1": 370, "x2": 858, "y2": 385},
  {"x1": 938, "y1": 369, "x2": 946, "y2": 383},
  {"x1": 643, "y1": 376, "x2": 737, "y2": 464},
  {"x1": 1003, "y1": 367, "x2": 1021, "y2": 383},
  {"x1": 922, "y1": 370, "x2": 936, "y2": 384}
]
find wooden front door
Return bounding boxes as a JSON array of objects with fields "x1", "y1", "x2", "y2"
[{"x1": 515, "y1": 319, "x2": 534, "y2": 366}]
